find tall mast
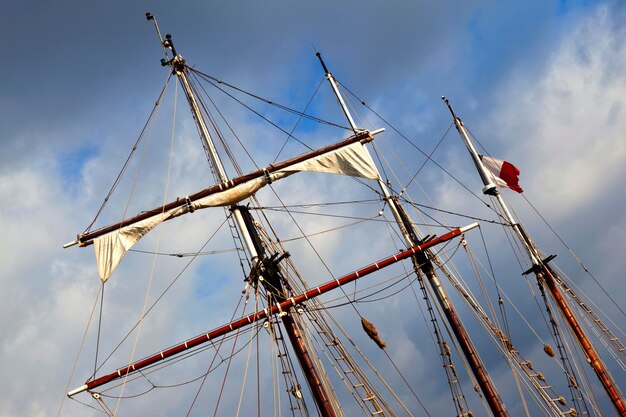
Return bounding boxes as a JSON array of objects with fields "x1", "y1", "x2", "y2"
[
  {"x1": 148, "y1": 15, "x2": 338, "y2": 417},
  {"x1": 444, "y1": 97, "x2": 626, "y2": 417},
  {"x1": 317, "y1": 53, "x2": 509, "y2": 417}
]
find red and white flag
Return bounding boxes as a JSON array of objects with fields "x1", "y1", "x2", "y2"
[{"x1": 481, "y1": 156, "x2": 523, "y2": 193}]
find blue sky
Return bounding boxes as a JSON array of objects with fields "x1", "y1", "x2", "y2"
[{"x1": 1, "y1": 1, "x2": 625, "y2": 416}]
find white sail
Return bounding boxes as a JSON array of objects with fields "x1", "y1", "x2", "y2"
[
  {"x1": 94, "y1": 140, "x2": 379, "y2": 282},
  {"x1": 280, "y1": 140, "x2": 380, "y2": 179}
]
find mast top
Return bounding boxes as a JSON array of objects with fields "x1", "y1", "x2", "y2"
[
  {"x1": 441, "y1": 96, "x2": 459, "y2": 120},
  {"x1": 316, "y1": 52, "x2": 330, "y2": 75},
  {"x1": 146, "y1": 12, "x2": 180, "y2": 66}
]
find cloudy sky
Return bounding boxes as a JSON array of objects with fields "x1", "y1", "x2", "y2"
[{"x1": 1, "y1": 1, "x2": 625, "y2": 416}]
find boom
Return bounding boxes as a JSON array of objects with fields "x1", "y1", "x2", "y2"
[{"x1": 67, "y1": 223, "x2": 477, "y2": 397}]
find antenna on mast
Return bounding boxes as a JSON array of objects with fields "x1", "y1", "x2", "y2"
[
  {"x1": 316, "y1": 52, "x2": 330, "y2": 75},
  {"x1": 146, "y1": 12, "x2": 175, "y2": 63},
  {"x1": 441, "y1": 96, "x2": 458, "y2": 119}
]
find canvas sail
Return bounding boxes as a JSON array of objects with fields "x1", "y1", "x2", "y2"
[{"x1": 94, "y1": 140, "x2": 379, "y2": 281}]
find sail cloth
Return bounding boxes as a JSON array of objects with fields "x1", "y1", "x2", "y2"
[
  {"x1": 94, "y1": 141, "x2": 379, "y2": 282},
  {"x1": 481, "y1": 156, "x2": 523, "y2": 193}
]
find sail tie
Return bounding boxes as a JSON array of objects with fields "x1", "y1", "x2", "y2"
[
  {"x1": 184, "y1": 196, "x2": 194, "y2": 213},
  {"x1": 361, "y1": 317, "x2": 387, "y2": 349}
]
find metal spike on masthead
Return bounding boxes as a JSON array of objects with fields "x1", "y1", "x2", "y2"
[
  {"x1": 145, "y1": 12, "x2": 171, "y2": 61},
  {"x1": 441, "y1": 95, "x2": 458, "y2": 119}
]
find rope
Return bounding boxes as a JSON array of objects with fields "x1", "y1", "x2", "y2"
[
  {"x1": 188, "y1": 71, "x2": 251, "y2": 175},
  {"x1": 93, "y1": 217, "x2": 230, "y2": 374},
  {"x1": 56, "y1": 285, "x2": 103, "y2": 417},
  {"x1": 185, "y1": 293, "x2": 248, "y2": 416},
  {"x1": 189, "y1": 67, "x2": 351, "y2": 131},
  {"x1": 336, "y1": 80, "x2": 504, "y2": 218},
  {"x1": 477, "y1": 226, "x2": 513, "y2": 339},
  {"x1": 265, "y1": 183, "x2": 364, "y2": 318},
  {"x1": 83, "y1": 74, "x2": 172, "y2": 234},
  {"x1": 128, "y1": 247, "x2": 237, "y2": 257},
  {"x1": 92, "y1": 283, "x2": 105, "y2": 378},
  {"x1": 522, "y1": 194, "x2": 626, "y2": 318},
  {"x1": 382, "y1": 349, "x2": 432, "y2": 417},
  {"x1": 111, "y1": 80, "x2": 180, "y2": 416},
  {"x1": 212, "y1": 303, "x2": 249, "y2": 417},
  {"x1": 272, "y1": 77, "x2": 326, "y2": 164}
]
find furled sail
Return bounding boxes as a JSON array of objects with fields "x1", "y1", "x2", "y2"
[
  {"x1": 93, "y1": 175, "x2": 286, "y2": 281},
  {"x1": 90, "y1": 131, "x2": 381, "y2": 281}
]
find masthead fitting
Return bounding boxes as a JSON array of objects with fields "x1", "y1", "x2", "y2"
[
  {"x1": 163, "y1": 34, "x2": 178, "y2": 57},
  {"x1": 316, "y1": 52, "x2": 330, "y2": 75},
  {"x1": 146, "y1": 12, "x2": 170, "y2": 60},
  {"x1": 441, "y1": 96, "x2": 458, "y2": 119}
]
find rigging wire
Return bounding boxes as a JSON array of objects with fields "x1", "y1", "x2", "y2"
[
  {"x1": 189, "y1": 68, "x2": 322, "y2": 152},
  {"x1": 83, "y1": 73, "x2": 173, "y2": 234},
  {"x1": 303, "y1": 241, "x2": 459, "y2": 310},
  {"x1": 376, "y1": 201, "x2": 472, "y2": 416},
  {"x1": 56, "y1": 285, "x2": 103, "y2": 417},
  {"x1": 188, "y1": 71, "x2": 253, "y2": 175},
  {"x1": 128, "y1": 247, "x2": 238, "y2": 257},
  {"x1": 186, "y1": 291, "x2": 247, "y2": 416},
  {"x1": 381, "y1": 350, "x2": 432, "y2": 417},
  {"x1": 264, "y1": 182, "x2": 365, "y2": 318},
  {"x1": 97, "y1": 326, "x2": 259, "y2": 396},
  {"x1": 92, "y1": 217, "x2": 230, "y2": 375},
  {"x1": 211, "y1": 307, "x2": 246, "y2": 417},
  {"x1": 256, "y1": 198, "x2": 380, "y2": 209},
  {"x1": 253, "y1": 210, "x2": 406, "y2": 416},
  {"x1": 272, "y1": 77, "x2": 326, "y2": 164},
  {"x1": 476, "y1": 226, "x2": 513, "y2": 339},
  {"x1": 189, "y1": 67, "x2": 351, "y2": 131},
  {"x1": 521, "y1": 194, "x2": 626, "y2": 318},
  {"x1": 255, "y1": 295, "x2": 261, "y2": 417},
  {"x1": 334, "y1": 80, "x2": 505, "y2": 219},
  {"x1": 93, "y1": 283, "x2": 105, "y2": 379},
  {"x1": 458, "y1": 239, "x2": 603, "y2": 415},
  {"x1": 111, "y1": 80, "x2": 181, "y2": 416}
]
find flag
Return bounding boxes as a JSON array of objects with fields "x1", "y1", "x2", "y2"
[{"x1": 480, "y1": 155, "x2": 523, "y2": 193}]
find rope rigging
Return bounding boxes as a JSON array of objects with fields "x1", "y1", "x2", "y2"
[
  {"x1": 189, "y1": 67, "x2": 352, "y2": 131},
  {"x1": 335, "y1": 79, "x2": 508, "y2": 221},
  {"x1": 83, "y1": 74, "x2": 173, "y2": 234},
  {"x1": 66, "y1": 22, "x2": 626, "y2": 416}
]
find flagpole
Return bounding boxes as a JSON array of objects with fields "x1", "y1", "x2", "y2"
[{"x1": 444, "y1": 97, "x2": 626, "y2": 417}]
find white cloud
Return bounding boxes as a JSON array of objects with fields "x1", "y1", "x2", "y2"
[
  {"x1": 3, "y1": 2, "x2": 626, "y2": 417},
  {"x1": 489, "y1": 4, "x2": 626, "y2": 217}
]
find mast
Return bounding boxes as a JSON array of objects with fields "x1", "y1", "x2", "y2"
[
  {"x1": 317, "y1": 53, "x2": 509, "y2": 417},
  {"x1": 443, "y1": 96, "x2": 626, "y2": 417},
  {"x1": 149, "y1": 16, "x2": 338, "y2": 417}
]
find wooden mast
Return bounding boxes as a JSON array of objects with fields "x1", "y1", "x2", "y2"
[
  {"x1": 149, "y1": 18, "x2": 338, "y2": 417},
  {"x1": 317, "y1": 53, "x2": 509, "y2": 417},
  {"x1": 444, "y1": 96, "x2": 626, "y2": 417}
]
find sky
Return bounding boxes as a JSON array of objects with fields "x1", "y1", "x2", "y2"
[{"x1": 1, "y1": 1, "x2": 625, "y2": 416}]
